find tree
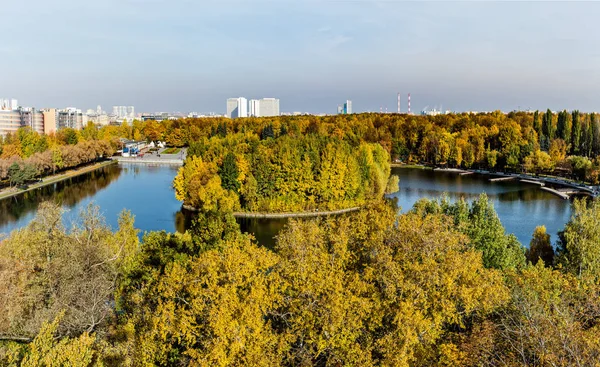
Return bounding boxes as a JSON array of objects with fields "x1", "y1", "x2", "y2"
[
  {"x1": 526, "y1": 225, "x2": 554, "y2": 265},
  {"x1": 385, "y1": 174, "x2": 400, "y2": 194},
  {"x1": 260, "y1": 124, "x2": 275, "y2": 140},
  {"x1": 571, "y1": 110, "x2": 581, "y2": 155},
  {"x1": 218, "y1": 152, "x2": 241, "y2": 192},
  {"x1": 542, "y1": 109, "x2": 554, "y2": 150},
  {"x1": 533, "y1": 110, "x2": 543, "y2": 146},
  {"x1": 592, "y1": 113, "x2": 600, "y2": 156},
  {"x1": 7, "y1": 162, "x2": 20, "y2": 187},
  {"x1": 0, "y1": 202, "x2": 138, "y2": 340},
  {"x1": 5, "y1": 315, "x2": 96, "y2": 367},
  {"x1": 556, "y1": 199, "x2": 600, "y2": 279},
  {"x1": 413, "y1": 194, "x2": 526, "y2": 270}
]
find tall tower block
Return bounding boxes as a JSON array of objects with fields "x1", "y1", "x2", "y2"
[
  {"x1": 397, "y1": 93, "x2": 401, "y2": 114},
  {"x1": 408, "y1": 93, "x2": 411, "y2": 114}
]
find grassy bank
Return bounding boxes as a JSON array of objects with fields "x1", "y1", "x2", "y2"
[{"x1": 390, "y1": 163, "x2": 432, "y2": 169}]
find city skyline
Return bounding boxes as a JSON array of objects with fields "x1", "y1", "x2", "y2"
[{"x1": 3, "y1": 1, "x2": 600, "y2": 113}]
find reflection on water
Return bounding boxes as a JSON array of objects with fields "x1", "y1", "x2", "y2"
[
  {"x1": 0, "y1": 164, "x2": 184, "y2": 236},
  {"x1": 0, "y1": 166, "x2": 122, "y2": 231},
  {"x1": 0, "y1": 165, "x2": 576, "y2": 248},
  {"x1": 387, "y1": 168, "x2": 573, "y2": 245}
]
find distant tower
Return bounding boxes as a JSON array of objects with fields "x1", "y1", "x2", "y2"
[
  {"x1": 408, "y1": 93, "x2": 411, "y2": 114},
  {"x1": 380, "y1": 106, "x2": 382, "y2": 114},
  {"x1": 397, "y1": 93, "x2": 401, "y2": 114}
]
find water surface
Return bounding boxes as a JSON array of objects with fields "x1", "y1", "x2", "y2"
[
  {"x1": 0, "y1": 165, "x2": 574, "y2": 247},
  {"x1": 387, "y1": 167, "x2": 573, "y2": 245}
]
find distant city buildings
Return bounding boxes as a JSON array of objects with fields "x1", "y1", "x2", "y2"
[
  {"x1": 112, "y1": 106, "x2": 135, "y2": 119},
  {"x1": 228, "y1": 97, "x2": 280, "y2": 118},
  {"x1": 58, "y1": 108, "x2": 84, "y2": 130},
  {"x1": 0, "y1": 98, "x2": 18, "y2": 111},
  {"x1": 0, "y1": 107, "x2": 45, "y2": 136},
  {"x1": 248, "y1": 98, "x2": 280, "y2": 117},
  {"x1": 337, "y1": 100, "x2": 352, "y2": 115},
  {"x1": 227, "y1": 97, "x2": 248, "y2": 119}
]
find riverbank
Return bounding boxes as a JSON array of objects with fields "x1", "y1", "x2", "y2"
[
  {"x1": 391, "y1": 163, "x2": 432, "y2": 169},
  {"x1": 182, "y1": 204, "x2": 361, "y2": 218},
  {"x1": 0, "y1": 160, "x2": 117, "y2": 201}
]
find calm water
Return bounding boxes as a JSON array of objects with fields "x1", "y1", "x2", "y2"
[
  {"x1": 387, "y1": 167, "x2": 573, "y2": 245},
  {"x1": 0, "y1": 165, "x2": 574, "y2": 247},
  {"x1": 0, "y1": 164, "x2": 186, "y2": 237}
]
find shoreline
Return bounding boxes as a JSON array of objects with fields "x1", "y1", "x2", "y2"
[
  {"x1": 422, "y1": 167, "x2": 596, "y2": 199},
  {"x1": 112, "y1": 157, "x2": 183, "y2": 165},
  {"x1": 182, "y1": 204, "x2": 361, "y2": 218},
  {"x1": 0, "y1": 160, "x2": 117, "y2": 201}
]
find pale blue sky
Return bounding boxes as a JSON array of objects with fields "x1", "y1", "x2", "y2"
[{"x1": 2, "y1": 1, "x2": 600, "y2": 114}]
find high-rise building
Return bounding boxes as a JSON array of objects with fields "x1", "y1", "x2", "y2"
[
  {"x1": 338, "y1": 100, "x2": 352, "y2": 115},
  {"x1": 248, "y1": 98, "x2": 280, "y2": 117},
  {"x1": 258, "y1": 98, "x2": 280, "y2": 117},
  {"x1": 344, "y1": 100, "x2": 352, "y2": 114},
  {"x1": 226, "y1": 97, "x2": 248, "y2": 118},
  {"x1": 112, "y1": 106, "x2": 135, "y2": 119},
  {"x1": 249, "y1": 99, "x2": 260, "y2": 117}
]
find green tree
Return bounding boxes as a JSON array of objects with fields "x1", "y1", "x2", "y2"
[
  {"x1": 571, "y1": 110, "x2": 581, "y2": 155},
  {"x1": 592, "y1": 113, "x2": 600, "y2": 156},
  {"x1": 219, "y1": 152, "x2": 241, "y2": 192},
  {"x1": 7, "y1": 162, "x2": 21, "y2": 187},
  {"x1": 542, "y1": 109, "x2": 554, "y2": 150},
  {"x1": 556, "y1": 199, "x2": 600, "y2": 279},
  {"x1": 260, "y1": 124, "x2": 275, "y2": 140}
]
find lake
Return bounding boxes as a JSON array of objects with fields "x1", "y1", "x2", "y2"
[{"x1": 0, "y1": 165, "x2": 574, "y2": 247}]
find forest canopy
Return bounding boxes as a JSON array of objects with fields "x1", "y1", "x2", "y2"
[
  {"x1": 3, "y1": 197, "x2": 600, "y2": 366},
  {"x1": 174, "y1": 134, "x2": 392, "y2": 212}
]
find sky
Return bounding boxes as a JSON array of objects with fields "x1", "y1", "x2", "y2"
[{"x1": 2, "y1": 0, "x2": 600, "y2": 114}]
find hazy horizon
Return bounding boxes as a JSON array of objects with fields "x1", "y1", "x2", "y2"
[{"x1": 3, "y1": 1, "x2": 600, "y2": 114}]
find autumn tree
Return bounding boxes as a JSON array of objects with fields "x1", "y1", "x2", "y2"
[
  {"x1": 526, "y1": 225, "x2": 555, "y2": 265},
  {"x1": 0, "y1": 202, "x2": 138, "y2": 340}
]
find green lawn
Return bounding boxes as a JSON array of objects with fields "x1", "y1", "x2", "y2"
[{"x1": 161, "y1": 148, "x2": 181, "y2": 155}]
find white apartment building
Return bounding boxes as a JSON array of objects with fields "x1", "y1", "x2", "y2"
[
  {"x1": 248, "y1": 98, "x2": 280, "y2": 117},
  {"x1": 226, "y1": 97, "x2": 248, "y2": 118},
  {"x1": 112, "y1": 105, "x2": 135, "y2": 119},
  {"x1": 249, "y1": 99, "x2": 260, "y2": 117},
  {"x1": 0, "y1": 98, "x2": 18, "y2": 111}
]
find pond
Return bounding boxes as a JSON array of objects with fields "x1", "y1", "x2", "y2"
[{"x1": 0, "y1": 165, "x2": 574, "y2": 247}]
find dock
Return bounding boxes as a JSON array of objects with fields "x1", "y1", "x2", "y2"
[
  {"x1": 520, "y1": 179, "x2": 545, "y2": 186},
  {"x1": 541, "y1": 187, "x2": 569, "y2": 200},
  {"x1": 112, "y1": 157, "x2": 183, "y2": 166},
  {"x1": 489, "y1": 176, "x2": 516, "y2": 182}
]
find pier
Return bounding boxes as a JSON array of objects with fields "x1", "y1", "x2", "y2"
[
  {"x1": 439, "y1": 169, "x2": 598, "y2": 200},
  {"x1": 489, "y1": 176, "x2": 516, "y2": 182}
]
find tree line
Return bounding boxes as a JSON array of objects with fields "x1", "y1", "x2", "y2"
[
  {"x1": 2, "y1": 195, "x2": 600, "y2": 365},
  {"x1": 4, "y1": 110, "x2": 600, "y2": 183}
]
